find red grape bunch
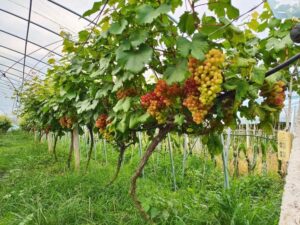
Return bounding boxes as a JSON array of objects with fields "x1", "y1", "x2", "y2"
[
  {"x1": 59, "y1": 116, "x2": 73, "y2": 129},
  {"x1": 260, "y1": 80, "x2": 286, "y2": 108},
  {"x1": 141, "y1": 80, "x2": 181, "y2": 124},
  {"x1": 95, "y1": 114, "x2": 112, "y2": 140}
]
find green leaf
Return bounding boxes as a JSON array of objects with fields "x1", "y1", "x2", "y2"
[
  {"x1": 48, "y1": 58, "x2": 55, "y2": 64},
  {"x1": 136, "y1": 4, "x2": 171, "y2": 24},
  {"x1": 138, "y1": 112, "x2": 150, "y2": 123},
  {"x1": 164, "y1": 60, "x2": 189, "y2": 84},
  {"x1": 117, "y1": 116, "x2": 127, "y2": 133},
  {"x1": 109, "y1": 19, "x2": 128, "y2": 35},
  {"x1": 112, "y1": 98, "x2": 131, "y2": 113},
  {"x1": 191, "y1": 33, "x2": 209, "y2": 61},
  {"x1": 174, "y1": 114, "x2": 184, "y2": 126},
  {"x1": 259, "y1": 121, "x2": 273, "y2": 134},
  {"x1": 266, "y1": 35, "x2": 292, "y2": 52},
  {"x1": 116, "y1": 44, "x2": 153, "y2": 73},
  {"x1": 83, "y1": 1, "x2": 103, "y2": 17},
  {"x1": 95, "y1": 84, "x2": 113, "y2": 98},
  {"x1": 129, "y1": 115, "x2": 139, "y2": 129},
  {"x1": 122, "y1": 97, "x2": 131, "y2": 112},
  {"x1": 208, "y1": 1, "x2": 239, "y2": 20},
  {"x1": 223, "y1": 78, "x2": 249, "y2": 102},
  {"x1": 113, "y1": 99, "x2": 125, "y2": 113},
  {"x1": 251, "y1": 67, "x2": 266, "y2": 85},
  {"x1": 234, "y1": 57, "x2": 256, "y2": 67},
  {"x1": 206, "y1": 134, "x2": 222, "y2": 156},
  {"x1": 91, "y1": 57, "x2": 110, "y2": 78},
  {"x1": 176, "y1": 37, "x2": 191, "y2": 57},
  {"x1": 129, "y1": 30, "x2": 148, "y2": 48},
  {"x1": 219, "y1": 17, "x2": 242, "y2": 33},
  {"x1": 178, "y1": 12, "x2": 199, "y2": 35},
  {"x1": 78, "y1": 30, "x2": 89, "y2": 42},
  {"x1": 76, "y1": 100, "x2": 99, "y2": 113}
]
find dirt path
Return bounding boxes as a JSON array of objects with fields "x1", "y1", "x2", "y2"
[{"x1": 279, "y1": 109, "x2": 300, "y2": 225}]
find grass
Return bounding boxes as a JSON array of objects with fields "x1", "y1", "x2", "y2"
[{"x1": 0, "y1": 131, "x2": 283, "y2": 225}]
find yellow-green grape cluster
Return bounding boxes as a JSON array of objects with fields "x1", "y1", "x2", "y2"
[
  {"x1": 194, "y1": 49, "x2": 224, "y2": 106},
  {"x1": 184, "y1": 49, "x2": 225, "y2": 124}
]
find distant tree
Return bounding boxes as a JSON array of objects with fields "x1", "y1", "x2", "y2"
[{"x1": 0, "y1": 115, "x2": 12, "y2": 133}]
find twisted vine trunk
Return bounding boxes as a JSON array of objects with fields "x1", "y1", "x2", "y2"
[
  {"x1": 130, "y1": 126, "x2": 172, "y2": 221},
  {"x1": 106, "y1": 145, "x2": 126, "y2": 186},
  {"x1": 53, "y1": 133, "x2": 59, "y2": 161},
  {"x1": 73, "y1": 127, "x2": 80, "y2": 171},
  {"x1": 85, "y1": 126, "x2": 94, "y2": 170},
  {"x1": 233, "y1": 144, "x2": 240, "y2": 177},
  {"x1": 67, "y1": 131, "x2": 74, "y2": 169}
]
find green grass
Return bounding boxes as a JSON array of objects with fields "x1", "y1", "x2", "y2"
[{"x1": 0, "y1": 131, "x2": 283, "y2": 225}]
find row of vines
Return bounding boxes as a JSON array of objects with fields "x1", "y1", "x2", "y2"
[{"x1": 18, "y1": 0, "x2": 300, "y2": 222}]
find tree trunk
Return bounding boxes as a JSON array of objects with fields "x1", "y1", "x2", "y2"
[
  {"x1": 73, "y1": 127, "x2": 80, "y2": 171},
  {"x1": 130, "y1": 125, "x2": 172, "y2": 222}
]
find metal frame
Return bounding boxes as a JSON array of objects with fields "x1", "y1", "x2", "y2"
[
  {"x1": 0, "y1": 8, "x2": 60, "y2": 37},
  {"x1": 21, "y1": 0, "x2": 33, "y2": 92},
  {"x1": 47, "y1": 0, "x2": 97, "y2": 25},
  {"x1": 0, "y1": 45, "x2": 50, "y2": 66},
  {"x1": 0, "y1": 63, "x2": 34, "y2": 78},
  {"x1": 0, "y1": 29, "x2": 62, "y2": 57},
  {"x1": 0, "y1": 55, "x2": 46, "y2": 75},
  {"x1": 0, "y1": 0, "x2": 96, "y2": 95},
  {"x1": 0, "y1": 70, "x2": 30, "y2": 81}
]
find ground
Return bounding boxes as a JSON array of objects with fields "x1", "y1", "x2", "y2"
[{"x1": 0, "y1": 131, "x2": 283, "y2": 225}]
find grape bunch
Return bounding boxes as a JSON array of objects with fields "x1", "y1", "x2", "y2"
[
  {"x1": 95, "y1": 114, "x2": 112, "y2": 140},
  {"x1": 260, "y1": 81, "x2": 286, "y2": 108},
  {"x1": 184, "y1": 49, "x2": 225, "y2": 124},
  {"x1": 116, "y1": 88, "x2": 137, "y2": 100},
  {"x1": 141, "y1": 80, "x2": 181, "y2": 124},
  {"x1": 95, "y1": 114, "x2": 108, "y2": 130},
  {"x1": 59, "y1": 116, "x2": 73, "y2": 129}
]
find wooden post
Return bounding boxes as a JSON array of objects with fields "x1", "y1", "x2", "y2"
[{"x1": 73, "y1": 126, "x2": 80, "y2": 171}]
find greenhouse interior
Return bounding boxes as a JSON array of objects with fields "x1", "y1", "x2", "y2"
[{"x1": 0, "y1": 0, "x2": 300, "y2": 224}]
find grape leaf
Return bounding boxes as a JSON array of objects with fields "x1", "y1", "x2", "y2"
[
  {"x1": 178, "y1": 12, "x2": 199, "y2": 35},
  {"x1": 251, "y1": 67, "x2": 266, "y2": 85},
  {"x1": 191, "y1": 33, "x2": 209, "y2": 61},
  {"x1": 129, "y1": 30, "x2": 148, "y2": 47},
  {"x1": 176, "y1": 37, "x2": 191, "y2": 57},
  {"x1": 109, "y1": 19, "x2": 128, "y2": 35},
  {"x1": 83, "y1": 1, "x2": 103, "y2": 17},
  {"x1": 136, "y1": 4, "x2": 171, "y2": 24},
  {"x1": 116, "y1": 44, "x2": 153, "y2": 73},
  {"x1": 164, "y1": 60, "x2": 189, "y2": 84}
]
